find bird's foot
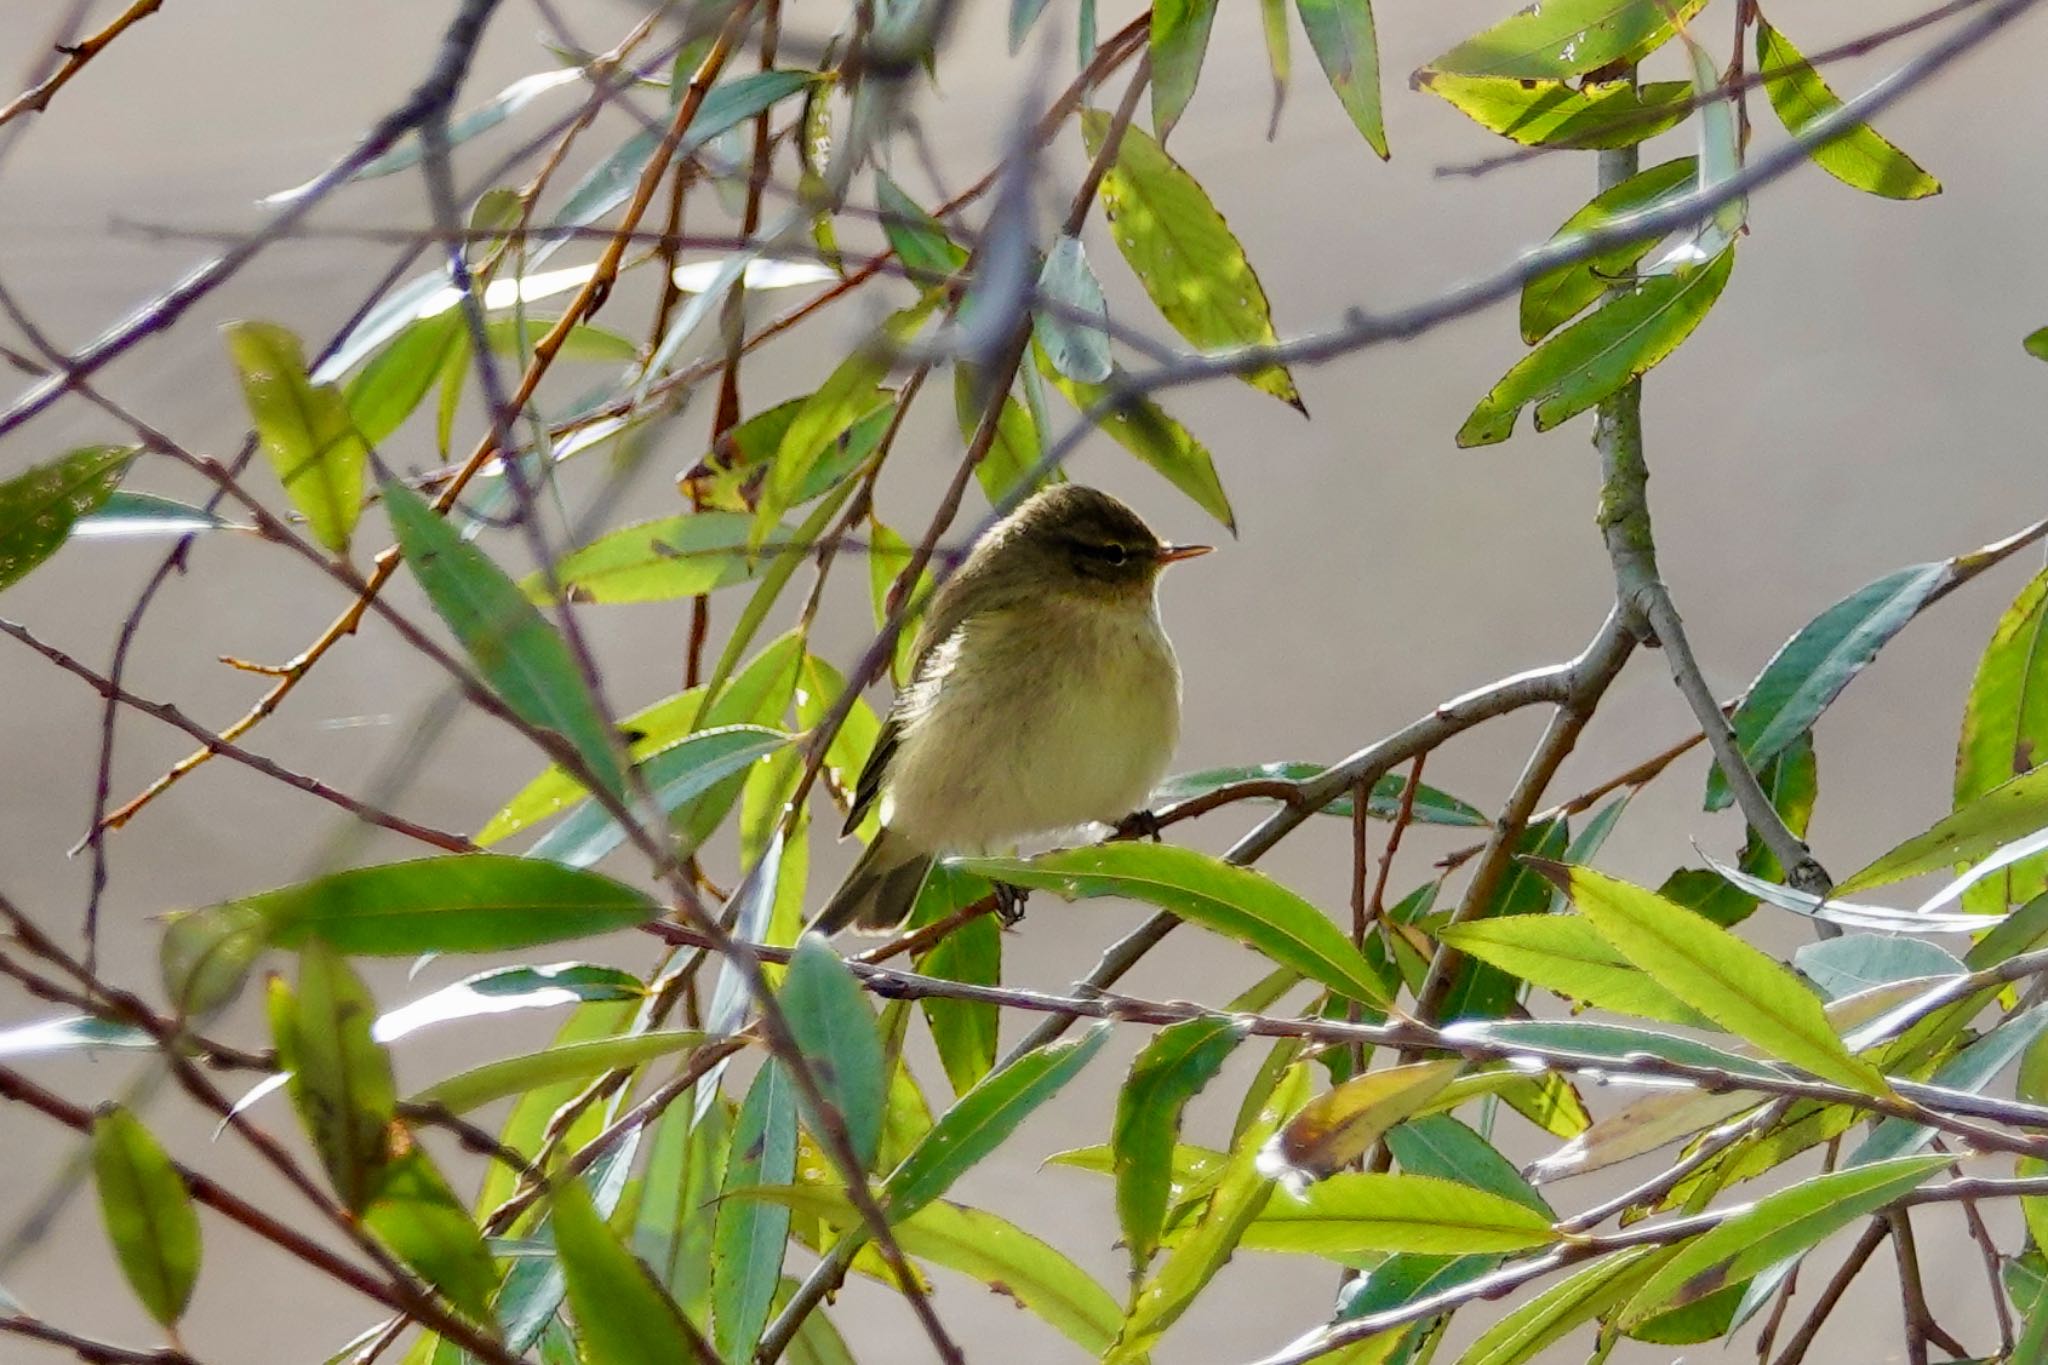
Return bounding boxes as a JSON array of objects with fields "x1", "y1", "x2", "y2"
[
  {"x1": 1116, "y1": 808, "x2": 1164, "y2": 842},
  {"x1": 993, "y1": 881, "x2": 1030, "y2": 928}
]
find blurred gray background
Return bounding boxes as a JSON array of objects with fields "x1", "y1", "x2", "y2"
[{"x1": 3, "y1": 0, "x2": 2046, "y2": 1360}]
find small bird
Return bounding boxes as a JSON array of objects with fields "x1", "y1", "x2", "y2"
[{"x1": 811, "y1": 484, "x2": 1210, "y2": 933}]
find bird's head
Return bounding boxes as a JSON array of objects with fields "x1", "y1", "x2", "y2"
[{"x1": 983, "y1": 484, "x2": 1210, "y2": 605}]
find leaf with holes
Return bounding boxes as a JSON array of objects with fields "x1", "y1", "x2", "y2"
[{"x1": 0, "y1": 445, "x2": 136, "y2": 591}]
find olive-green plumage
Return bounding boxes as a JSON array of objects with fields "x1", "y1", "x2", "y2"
[{"x1": 811, "y1": 485, "x2": 1209, "y2": 933}]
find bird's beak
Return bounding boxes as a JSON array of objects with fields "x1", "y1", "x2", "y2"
[{"x1": 1156, "y1": 543, "x2": 1213, "y2": 565}]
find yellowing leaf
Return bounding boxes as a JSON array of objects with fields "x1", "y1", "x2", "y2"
[
  {"x1": 1758, "y1": 22, "x2": 1939, "y2": 201},
  {"x1": 1258, "y1": 1060, "x2": 1461, "y2": 1183}
]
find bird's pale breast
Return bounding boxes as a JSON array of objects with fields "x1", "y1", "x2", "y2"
[{"x1": 880, "y1": 596, "x2": 1182, "y2": 851}]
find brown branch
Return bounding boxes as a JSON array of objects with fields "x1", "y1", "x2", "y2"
[
  {"x1": 0, "y1": 0, "x2": 164, "y2": 129},
  {"x1": 0, "y1": 1313, "x2": 196, "y2": 1365}
]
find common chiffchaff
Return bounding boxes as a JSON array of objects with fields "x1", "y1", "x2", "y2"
[{"x1": 812, "y1": 484, "x2": 1210, "y2": 933}]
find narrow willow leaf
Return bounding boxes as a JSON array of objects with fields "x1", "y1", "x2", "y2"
[
  {"x1": 191, "y1": 855, "x2": 656, "y2": 956},
  {"x1": 1547, "y1": 865, "x2": 1886, "y2": 1093},
  {"x1": 1112, "y1": 1065, "x2": 1310, "y2": 1362},
  {"x1": 1758, "y1": 22, "x2": 1939, "y2": 200},
  {"x1": 738, "y1": 1189, "x2": 1122, "y2": 1354},
  {"x1": 1434, "y1": 819, "x2": 1570, "y2": 1023},
  {"x1": 555, "y1": 1177, "x2": 711, "y2": 1365},
  {"x1": 957, "y1": 370, "x2": 1052, "y2": 508},
  {"x1": 275, "y1": 944, "x2": 397, "y2": 1211},
  {"x1": 344, "y1": 312, "x2": 467, "y2": 447},
  {"x1": 865, "y1": 519, "x2": 927, "y2": 686},
  {"x1": 225, "y1": 322, "x2": 367, "y2": 553},
  {"x1": 532, "y1": 512, "x2": 762, "y2": 605},
  {"x1": 1295, "y1": 0, "x2": 1385, "y2": 156},
  {"x1": 714, "y1": 1063, "x2": 797, "y2": 1361},
  {"x1": 1841, "y1": 764, "x2": 2048, "y2": 894},
  {"x1": 911, "y1": 866, "x2": 1002, "y2": 1095},
  {"x1": 75, "y1": 491, "x2": 235, "y2": 540},
  {"x1": 1150, "y1": 0, "x2": 1220, "y2": 138},
  {"x1": 1443, "y1": 1019, "x2": 1781, "y2": 1082},
  {"x1": 1116, "y1": 1017, "x2": 1248, "y2": 1271},
  {"x1": 883, "y1": 1025, "x2": 1109, "y2": 1220},
  {"x1": 1384, "y1": 1116, "x2": 1550, "y2": 1215},
  {"x1": 779, "y1": 938, "x2": 888, "y2": 1170},
  {"x1": 524, "y1": 726, "x2": 790, "y2": 869},
  {"x1": 1621, "y1": 1155, "x2": 1947, "y2": 1322},
  {"x1": 1038, "y1": 351, "x2": 1235, "y2": 529},
  {"x1": 874, "y1": 173, "x2": 966, "y2": 285},
  {"x1": 1849, "y1": 1005, "x2": 2048, "y2": 1164},
  {"x1": 1520, "y1": 157, "x2": 1697, "y2": 342},
  {"x1": 2028, "y1": 327, "x2": 2048, "y2": 363},
  {"x1": 475, "y1": 999, "x2": 636, "y2": 1216},
  {"x1": 1793, "y1": 936, "x2": 1965, "y2": 1000},
  {"x1": 642, "y1": 1101, "x2": 729, "y2": 1324},
  {"x1": 1437, "y1": 914, "x2": 1715, "y2": 1028},
  {"x1": 1954, "y1": 564, "x2": 2048, "y2": 910},
  {"x1": 385, "y1": 480, "x2": 625, "y2": 797},
  {"x1": 1258, "y1": 1060, "x2": 1460, "y2": 1184},
  {"x1": 1250, "y1": 1172, "x2": 1559, "y2": 1255},
  {"x1": 1035, "y1": 235, "x2": 1113, "y2": 383},
  {"x1": 161, "y1": 902, "x2": 268, "y2": 1016},
  {"x1": 1080, "y1": 111, "x2": 1301, "y2": 409},
  {"x1": 374, "y1": 963, "x2": 642, "y2": 1043},
  {"x1": 1419, "y1": 74, "x2": 1688, "y2": 151},
  {"x1": 0, "y1": 445, "x2": 136, "y2": 590},
  {"x1": 363, "y1": 1143, "x2": 498, "y2": 1321},
  {"x1": 0, "y1": 1014, "x2": 151, "y2": 1059},
  {"x1": 1424, "y1": 0, "x2": 1708, "y2": 80},
  {"x1": 410, "y1": 1030, "x2": 709, "y2": 1114},
  {"x1": 958, "y1": 844, "x2": 1387, "y2": 1007},
  {"x1": 1707, "y1": 558, "x2": 1953, "y2": 811},
  {"x1": 1150, "y1": 761, "x2": 1486, "y2": 826},
  {"x1": 1455, "y1": 1246, "x2": 1666, "y2": 1365},
  {"x1": 1010, "y1": 0, "x2": 1053, "y2": 51},
  {"x1": 1458, "y1": 246, "x2": 1732, "y2": 446},
  {"x1": 91, "y1": 1106, "x2": 201, "y2": 1327}
]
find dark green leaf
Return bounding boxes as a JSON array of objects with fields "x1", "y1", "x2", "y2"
[
  {"x1": 385, "y1": 479, "x2": 625, "y2": 798},
  {"x1": 225, "y1": 322, "x2": 367, "y2": 553},
  {"x1": 1444, "y1": 1018, "x2": 1780, "y2": 1081},
  {"x1": 912, "y1": 866, "x2": 1002, "y2": 1095},
  {"x1": 779, "y1": 938, "x2": 888, "y2": 1170},
  {"x1": 1457, "y1": 1246, "x2": 1666, "y2": 1365},
  {"x1": 525, "y1": 725, "x2": 788, "y2": 870},
  {"x1": 555, "y1": 1177, "x2": 711, "y2": 1365},
  {"x1": 1296, "y1": 0, "x2": 1386, "y2": 156},
  {"x1": 1081, "y1": 111, "x2": 1301, "y2": 409},
  {"x1": 363, "y1": 1144, "x2": 498, "y2": 1321},
  {"x1": 1149, "y1": 761, "x2": 1486, "y2": 825},
  {"x1": 0, "y1": 445, "x2": 136, "y2": 592},
  {"x1": 1842, "y1": 764, "x2": 2048, "y2": 895},
  {"x1": 1758, "y1": 22, "x2": 1939, "y2": 200},
  {"x1": 1521, "y1": 157, "x2": 1697, "y2": 342},
  {"x1": 1458, "y1": 246, "x2": 1733, "y2": 447},
  {"x1": 713, "y1": 1062, "x2": 797, "y2": 1361},
  {"x1": 875, "y1": 173, "x2": 966, "y2": 285},
  {"x1": 1150, "y1": 0, "x2": 1220, "y2": 138},
  {"x1": 1849, "y1": 1005, "x2": 2048, "y2": 1165},
  {"x1": 1420, "y1": 73, "x2": 1689, "y2": 151},
  {"x1": 273, "y1": 944, "x2": 397, "y2": 1210},
  {"x1": 1384, "y1": 1115, "x2": 1550, "y2": 1215},
  {"x1": 1115, "y1": 1017, "x2": 1247, "y2": 1271},
  {"x1": 1423, "y1": 0, "x2": 1708, "y2": 80},
  {"x1": 91, "y1": 1106, "x2": 201, "y2": 1327},
  {"x1": 958, "y1": 844, "x2": 1387, "y2": 1007}
]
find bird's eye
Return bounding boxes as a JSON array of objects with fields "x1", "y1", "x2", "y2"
[{"x1": 1096, "y1": 543, "x2": 1128, "y2": 566}]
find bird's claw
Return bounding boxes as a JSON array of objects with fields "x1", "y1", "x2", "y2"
[
  {"x1": 994, "y1": 881, "x2": 1030, "y2": 927},
  {"x1": 1116, "y1": 808, "x2": 1164, "y2": 842}
]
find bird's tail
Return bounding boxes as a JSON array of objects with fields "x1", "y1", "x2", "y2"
[{"x1": 810, "y1": 828, "x2": 934, "y2": 935}]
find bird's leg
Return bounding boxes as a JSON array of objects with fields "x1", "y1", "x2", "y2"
[
  {"x1": 993, "y1": 881, "x2": 1030, "y2": 927},
  {"x1": 1115, "y1": 808, "x2": 1164, "y2": 842}
]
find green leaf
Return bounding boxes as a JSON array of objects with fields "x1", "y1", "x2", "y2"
[
  {"x1": 0, "y1": 444, "x2": 136, "y2": 591},
  {"x1": 911, "y1": 866, "x2": 1002, "y2": 1095},
  {"x1": 409, "y1": 1030, "x2": 709, "y2": 1115},
  {"x1": 1794, "y1": 936, "x2": 1965, "y2": 1000},
  {"x1": 1296, "y1": 0, "x2": 1386, "y2": 157},
  {"x1": 2027, "y1": 327, "x2": 2048, "y2": 363},
  {"x1": 1953, "y1": 564, "x2": 2048, "y2": 910},
  {"x1": 1249, "y1": 1172, "x2": 1559, "y2": 1255},
  {"x1": 957, "y1": 370, "x2": 1053, "y2": 508},
  {"x1": 524, "y1": 725, "x2": 790, "y2": 869},
  {"x1": 1455, "y1": 1246, "x2": 1666, "y2": 1365},
  {"x1": 161, "y1": 902, "x2": 269, "y2": 1016},
  {"x1": 1436, "y1": 914, "x2": 1715, "y2": 1028},
  {"x1": 779, "y1": 939, "x2": 888, "y2": 1170},
  {"x1": 1038, "y1": 351, "x2": 1235, "y2": 529},
  {"x1": 1708, "y1": 558, "x2": 1953, "y2": 811},
  {"x1": 639, "y1": 1101, "x2": 729, "y2": 1323},
  {"x1": 1458, "y1": 246, "x2": 1733, "y2": 446},
  {"x1": 1547, "y1": 864, "x2": 1887, "y2": 1095},
  {"x1": 736, "y1": 1190, "x2": 1122, "y2": 1354},
  {"x1": 344, "y1": 312, "x2": 467, "y2": 447},
  {"x1": 1150, "y1": 762, "x2": 1486, "y2": 826},
  {"x1": 225, "y1": 321, "x2": 367, "y2": 553},
  {"x1": 958, "y1": 844, "x2": 1387, "y2": 1007},
  {"x1": 1520, "y1": 157, "x2": 1699, "y2": 342},
  {"x1": 1849, "y1": 1005, "x2": 2048, "y2": 1165},
  {"x1": 1621, "y1": 1155, "x2": 1947, "y2": 1322},
  {"x1": 713, "y1": 1063, "x2": 798, "y2": 1362},
  {"x1": 865, "y1": 518, "x2": 929, "y2": 686},
  {"x1": 273, "y1": 944, "x2": 397, "y2": 1210},
  {"x1": 1259, "y1": 1060, "x2": 1461, "y2": 1183},
  {"x1": 1424, "y1": 0, "x2": 1708, "y2": 80},
  {"x1": 190, "y1": 854, "x2": 657, "y2": 956},
  {"x1": 555, "y1": 1177, "x2": 710, "y2": 1365},
  {"x1": 1150, "y1": 0, "x2": 1220, "y2": 138},
  {"x1": 1444, "y1": 1019, "x2": 1780, "y2": 1081},
  {"x1": 1115, "y1": 1017, "x2": 1248, "y2": 1272},
  {"x1": 362, "y1": 1144, "x2": 498, "y2": 1322},
  {"x1": 1420, "y1": 74, "x2": 1688, "y2": 151},
  {"x1": 91, "y1": 1106, "x2": 201, "y2": 1327},
  {"x1": 0, "y1": 1014, "x2": 152, "y2": 1059},
  {"x1": 474, "y1": 999, "x2": 636, "y2": 1217},
  {"x1": 1841, "y1": 763, "x2": 2048, "y2": 894},
  {"x1": 384, "y1": 479, "x2": 626, "y2": 798},
  {"x1": 1035, "y1": 235, "x2": 1113, "y2": 384},
  {"x1": 1081, "y1": 110, "x2": 1301, "y2": 409},
  {"x1": 1384, "y1": 1115, "x2": 1550, "y2": 1215},
  {"x1": 535, "y1": 511, "x2": 763, "y2": 605},
  {"x1": 375, "y1": 963, "x2": 642, "y2": 1043},
  {"x1": 874, "y1": 173, "x2": 966, "y2": 285},
  {"x1": 1758, "y1": 22, "x2": 1939, "y2": 201},
  {"x1": 76, "y1": 490, "x2": 235, "y2": 539},
  {"x1": 883, "y1": 1025, "x2": 1109, "y2": 1220}
]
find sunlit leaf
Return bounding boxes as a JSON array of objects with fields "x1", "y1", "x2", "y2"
[
  {"x1": 1455, "y1": 1246, "x2": 1666, "y2": 1365},
  {"x1": 1954, "y1": 564, "x2": 2048, "y2": 910},
  {"x1": 531, "y1": 511, "x2": 764, "y2": 605},
  {"x1": 1842, "y1": 764, "x2": 2048, "y2": 895},
  {"x1": 555, "y1": 1177, "x2": 711, "y2": 1365},
  {"x1": 363, "y1": 1142, "x2": 498, "y2": 1322},
  {"x1": 0, "y1": 444, "x2": 137, "y2": 593},
  {"x1": 1420, "y1": 74, "x2": 1689, "y2": 150},
  {"x1": 1258, "y1": 1060, "x2": 1460, "y2": 1184},
  {"x1": 1520, "y1": 157, "x2": 1696, "y2": 342},
  {"x1": 1436, "y1": 914, "x2": 1715, "y2": 1028},
  {"x1": 1081, "y1": 111, "x2": 1301, "y2": 409},
  {"x1": 524, "y1": 726, "x2": 790, "y2": 870},
  {"x1": 225, "y1": 322, "x2": 366, "y2": 553},
  {"x1": 1039, "y1": 351, "x2": 1235, "y2": 530},
  {"x1": 1423, "y1": 0, "x2": 1708, "y2": 80},
  {"x1": 1116, "y1": 1017, "x2": 1247, "y2": 1271},
  {"x1": 1250, "y1": 1172, "x2": 1559, "y2": 1255},
  {"x1": 1793, "y1": 936, "x2": 1965, "y2": 1000},
  {"x1": 91, "y1": 1106, "x2": 201, "y2": 1327},
  {"x1": 959, "y1": 844, "x2": 1387, "y2": 1007},
  {"x1": 345, "y1": 312, "x2": 467, "y2": 447},
  {"x1": 1758, "y1": 22, "x2": 1939, "y2": 200}
]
